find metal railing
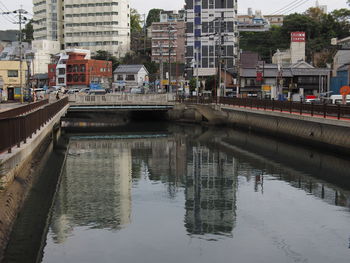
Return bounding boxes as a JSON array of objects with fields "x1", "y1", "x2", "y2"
[
  {"x1": 180, "y1": 97, "x2": 350, "y2": 120},
  {"x1": 0, "y1": 97, "x2": 68, "y2": 154},
  {"x1": 0, "y1": 99, "x2": 49, "y2": 119}
]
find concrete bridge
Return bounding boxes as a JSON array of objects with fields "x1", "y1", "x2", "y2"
[{"x1": 67, "y1": 93, "x2": 176, "y2": 112}]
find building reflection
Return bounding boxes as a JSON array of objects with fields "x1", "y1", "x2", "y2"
[
  {"x1": 49, "y1": 136, "x2": 187, "y2": 243},
  {"x1": 184, "y1": 145, "x2": 238, "y2": 236},
  {"x1": 50, "y1": 139, "x2": 133, "y2": 243}
]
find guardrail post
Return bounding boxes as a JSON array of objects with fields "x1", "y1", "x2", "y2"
[
  {"x1": 272, "y1": 99, "x2": 275, "y2": 111},
  {"x1": 323, "y1": 104, "x2": 327, "y2": 118},
  {"x1": 337, "y1": 104, "x2": 341, "y2": 120},
  {"x1": 289, "y1": 101, "x2": 292, "y2": 114},
  {"x1": 300, "y1": 101, "x2": 303, "y2": 115}
]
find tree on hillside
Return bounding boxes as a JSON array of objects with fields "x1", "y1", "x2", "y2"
[
  {"x1": 240, "y1": 10, "x2": 350, "y2": 65},
  {"x1": 92, "y1": 50, "x2": 119, "y2": 71},
  {"x1": 331, "y1": 8, "x2": 350, "y2": 23},
  {"x1": 22, "y1": 19, "x2": 34, "y2": 43},
  {"x1": 282, "y1": 13, "x2": 321, "y2": 40},
  {"x1": 146, "y1": 9, "x2": 163, "y2": 28},
  {"x1": 305, "y1": 7, "x2": 324, "y2": 21},
  {"x1": 131, "y1": 8, "x2": 142, "y2": 33}
]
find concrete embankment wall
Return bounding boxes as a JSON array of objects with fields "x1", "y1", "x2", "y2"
[
  {"x1": 169, "y1": 104, "x2": 350, "y2": 154},
  {"x1": 222, "y1": 106, "x2": 350, "y2": 154},
  {"x1": 0, "y1": 105, "x2": 68, "y2": 261}
]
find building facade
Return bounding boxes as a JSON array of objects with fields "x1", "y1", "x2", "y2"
[
  {"x1": 151, "y1": 10, "x2": 186, "y2": 64},
  {"x1": 239, "y1": 61, "x2": 330, "y2": 100},
  {"x1": 48, "y1": 49, "x2": 112, "y2": 89},
  {"x1": 113, "y1": 64, "x2": 149, "y2": 91},
  {"x1": 0, "y1": 61, "x2": 28, "y2": 101},
  {"x1": 26, "y1": 40, "x2": 61, "y2": 75},
  {"x1": 185, "y1": 0, "x2": 239, "y2": 77},
  {"x1": 33, "y1": 0, "x2": 130, "y2": 57}
]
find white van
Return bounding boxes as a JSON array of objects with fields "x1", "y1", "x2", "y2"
[{"x1": 329, "y1": 95, "x2": 350, "y2": 105}]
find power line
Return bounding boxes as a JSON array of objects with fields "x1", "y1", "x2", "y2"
[
  {"x1": 269, "y1": 0, "x2": 306, "y2": 15},
  {"x1": 0, "y1": 0, "x2": 17, "y2": 21},
  {"x1": 271, "y1": 0, "x2": 309, "y2": 15},
  {"x1": 0, "y1": 8, "x2": 17, "y2": 23},
  {"x1": 280, "y1": 0, "x2": 312, "y2": 15}
]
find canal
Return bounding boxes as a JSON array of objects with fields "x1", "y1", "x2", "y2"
[{"x1": 3, "y1": 123, "x2": 350, "y2": 263}]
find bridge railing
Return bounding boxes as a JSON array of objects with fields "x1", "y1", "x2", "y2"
[
  {"x1": 0, "y1": 97, "x2": 68, "y2": 154},
  {"x1": 181, "y1": 97, "x2": 350, "y2": 120},
  {"x1": 0, "y1": 99, "x2": 49, "y2": 119},
  {"x1": 68, "y1": 93, "x2": 176, "y2": 105}
]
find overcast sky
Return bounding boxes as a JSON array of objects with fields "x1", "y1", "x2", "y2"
[{"x1": 0, "y1": 0, "x2": 348, "y2": 30}]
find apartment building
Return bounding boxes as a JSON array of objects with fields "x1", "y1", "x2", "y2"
[
  {"x1": 185, "y1": 0, "x2": 239, "y2": 77},
  {"x1": 151, "y1": 10, "x2": 186, "y2": 64},
  {"x1": 33, "y1": 0, "x2": 131, "y2": 57}
]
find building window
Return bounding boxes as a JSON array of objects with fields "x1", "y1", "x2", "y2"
[
  {"x1": 117, "y1": 75, "x2": 123, "y2": 80},
  {"x1": 58, "y1": 78, "x2": 65, "y2": 84},
  {"x1": 126, "y1": 75, "x2": 135, "y2": 80},
  {"x1": 58, "y1": 68, "x2": 65, "y2": 75},
  {"x1": 8, "y1": 70, "x2": 18, "y2": 77}
]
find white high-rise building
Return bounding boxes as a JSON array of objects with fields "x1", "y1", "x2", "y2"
[
  {"x1": 33, "y1": 0, "x2": 130, "y2": 57},
  {"x1": 185, "y1": 0, "x2": 239, "y2": 77}
]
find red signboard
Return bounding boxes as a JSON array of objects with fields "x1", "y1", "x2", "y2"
[
  {"x1": 291, "y1": 32, "x2": 306, "y2": 43},
  {"x1": 256, "y1": 72, "x2": 263, "y2": 82}
]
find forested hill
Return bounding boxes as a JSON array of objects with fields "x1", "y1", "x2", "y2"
[{"x1": 240, "y1": 8, "x2": 350, "y2": 67}]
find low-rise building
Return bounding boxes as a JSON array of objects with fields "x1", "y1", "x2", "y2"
[
  {"x1": 239, "y1": 61, "x2": 330, "y2": 101},
  {"x1": 26, "y1": 40, "x2": 61, "y2": 75},
  {"x1": 48, "y1": 49, "x2": 112, "y2": 89},
  {"x1": 0, "y1": 60, "x2": 28, "y2": 101},
  {"x1": 238, "y1": 9, "x2": 284, "y2": 32},
  {"x1": 113, "y1": 65, "x2": 149, "y2": 91}
]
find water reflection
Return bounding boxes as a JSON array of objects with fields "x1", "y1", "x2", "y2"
[
  {"x1": 6, "y1": 124, "x2": 350, "y2": 263},
  {"x1": 50, "y1": 139, "x2": 133, "y2": 243},
  {"x1": 185, "y1": 146, "x2": 237, "y2": 236}
]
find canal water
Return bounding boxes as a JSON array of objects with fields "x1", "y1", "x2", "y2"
[{"x1": 3, "y1": 123, "x2": 350, "y2": 263}]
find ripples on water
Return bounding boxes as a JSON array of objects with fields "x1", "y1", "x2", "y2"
[{"x1": 4, "y1": 125, "x2": 350, "y2": 263}]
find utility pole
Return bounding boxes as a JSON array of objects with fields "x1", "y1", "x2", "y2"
[
  {"x1": 143, "y1": 13, "x2": 147, "y2": 54},
  {"x1": 277, "y1": 49, "x2": 283, "y2": 100},
  {"x1": 217, "y1": 12, "x2": 225, "y2": 100},
  {"x1": 159, "y1": 42, "x2": 164, "y2": 92},
  {"x1": 195, "y1": 47, "x2": 199, "y2": 102},
  {"x1": 167, "y1": 23, "x2": 174, "y2": 93},
  {"x1": 2, "y1": 7, "x2": 28, "y2": 103}
]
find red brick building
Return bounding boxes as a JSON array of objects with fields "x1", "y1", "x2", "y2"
[{"x1": 48, "y1": 51, "x2": 112, "y2": 88}]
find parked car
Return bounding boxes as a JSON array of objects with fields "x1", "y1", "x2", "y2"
[
  {"x1": 130, "y1": 87, "x2": 143, "y2": 94},
  {"x1": 67, "y1": 89, "x2": 80, "y2": 94},
  {"x1": 88, "y1": 89, "x2": 106, "y2": 95},
  {"x1": 79, "y1": 88, "x2": 90, "y2": 93}
]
